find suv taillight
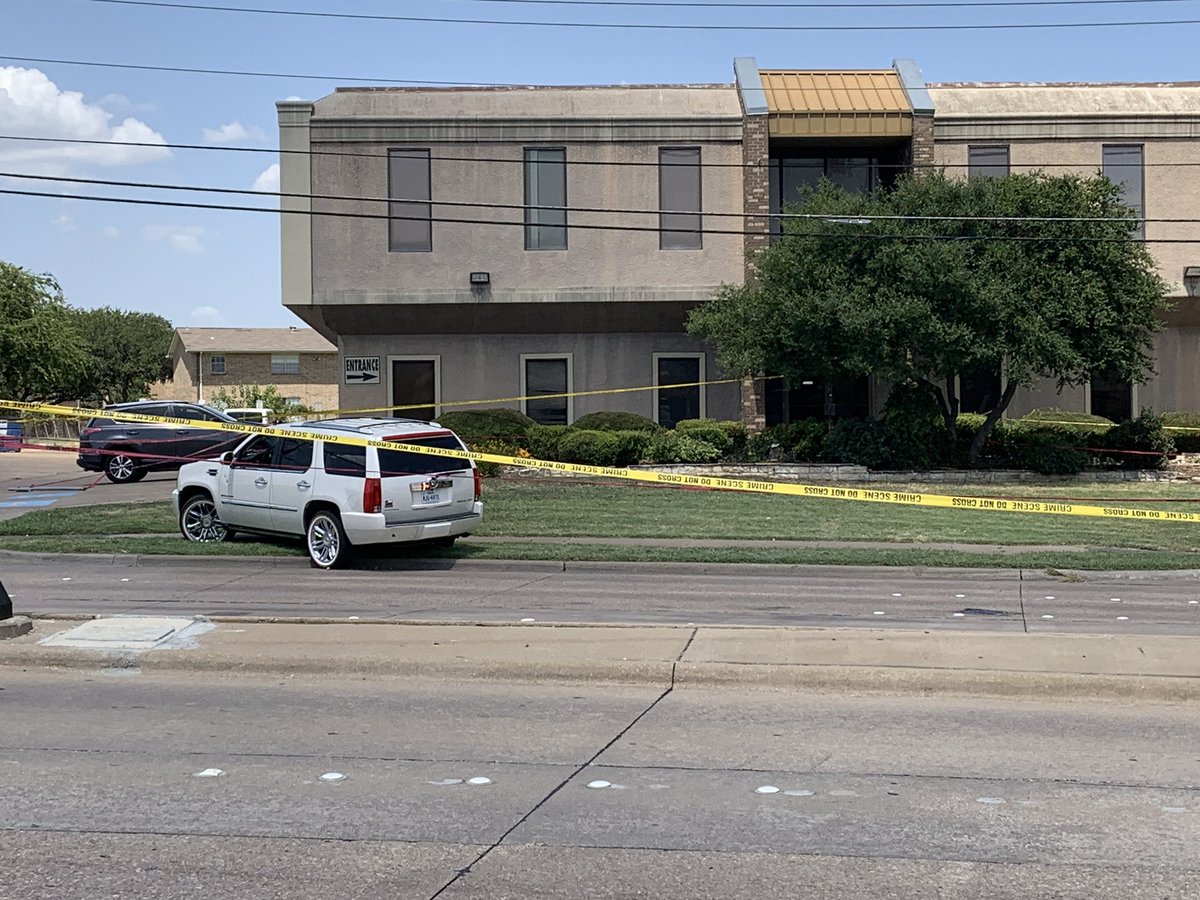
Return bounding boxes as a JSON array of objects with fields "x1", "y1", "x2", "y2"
[
  {"x1": 363, "y1": 477, "x2": 382, "y2": 514},
  {"x1": 473, "y1": 468, "x2": 482, "y2": 502},
  {"x1": 81, "y1": 427, "x2": 101, "y2": 436}
]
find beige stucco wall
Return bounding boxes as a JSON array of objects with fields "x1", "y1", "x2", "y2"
[
  {"x1": 308, "y1": 139, "x2": 745, "y2": 306},
  {"x1": 933, "y1": 137, "x2": 1199, "y2": 294},
  {"x1": 336, "y1": 332, "x2": 740, "y2": 423}
]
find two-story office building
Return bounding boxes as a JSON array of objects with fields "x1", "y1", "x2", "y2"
[
  {"x1": 278, "y1": 84, "x2": 748, "y2": 426},
  {"x1": 277, "y1": 60, "x2": 1199, "y2": 427}
]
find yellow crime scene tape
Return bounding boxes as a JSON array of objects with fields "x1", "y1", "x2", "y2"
[
  {"x1": 315, "y1": 374, "x2": 783, "y2": 418},
  {"x1": 4, "y1": 399, "x2": 1199, "y2": 525}
]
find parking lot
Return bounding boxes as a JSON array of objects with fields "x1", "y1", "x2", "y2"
[{"x1": 0, "y1": 448, "x2": 176, "y2": 522}]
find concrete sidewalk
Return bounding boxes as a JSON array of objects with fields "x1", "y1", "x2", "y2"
[{"x1": 4, "y1": 618, "x2": 1199, "y2": 700}]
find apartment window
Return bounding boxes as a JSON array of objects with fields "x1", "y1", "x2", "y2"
[
  {"x1": 271, "y1": 353, "x2": 300, "y2": 375},
  {"x1": 968, "y1": 145, "x2": 1010, "y2": 179},
  {"x1": 660, "y1": 147, "x2": 702, "y2": 250},
  {"x1": 524, "y1": 148, "x2": 567, "y2": 250},
  {"x1": 388, "y1": 149, "x2": 432, "y2": 252},
  {"x1": 522, "y1": 355, "x2": 571, "y2": 425},
  {"x1": 209, "y1": 354, "x2": 226, "y2": 375},
  {"x1": 959, "y1": 364, "x2": 1004, "y2": 414},
  {"x1": 1103, "y1": 145, "x2": 1145, "y2": 240},
  {"x1": 654, "y1": 353, "x2": 705, "y2": 428},
  {"x1": 1090, "y1": 368, "x2": 1133, "y2": 422}
]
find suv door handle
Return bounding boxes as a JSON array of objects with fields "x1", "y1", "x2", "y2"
[
  {"x1": 126, "y1": 430, "x2": 140, "y2": 435},
  {"x1": 297, "y1": 480, "x2": 312, "y2": 490},
  {"x1": 254, "y1": 477, "x2": 268, "y2": 487}
]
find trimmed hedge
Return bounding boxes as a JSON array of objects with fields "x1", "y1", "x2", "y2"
[
  {"x1": 1095, "y1": 412, "x2": 1173, "y2": 470},
  {"x1": 527, "y1": 424, "x2": 567, "y2": 461},
  {"x1": 675, "y1": 420, "x2": 732, "y2": 454},
  {"x1": 645, "y1": 431, "x2": 722, "y2": 464},
  {"x1": 571, "y1": 411, "x2": 661, "y2": 433},
  {"x1": 555, "y1": 429, "x2": 620, "y2": 466},
  {"x1": 438, "y1": 408, "x2": 535, "y2": 448},
  {"x1": 1163, "y1": 412, "x2": 1200, "y2": 453}
]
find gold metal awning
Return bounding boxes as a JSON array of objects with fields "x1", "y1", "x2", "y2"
[{"x1": 760, "y1": 70, "x2": 913, "y2": 138}]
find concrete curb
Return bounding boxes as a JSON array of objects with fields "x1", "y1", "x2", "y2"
[
  {"x1": 5, "y1": 645, "x2": 1199, "y2": 700},
  {"x1": 0, "y1": 615, "x2": 33, "y2": 640},
  {"x1": 4, "y1": 545, "x2": 1200, "y2": 581}
]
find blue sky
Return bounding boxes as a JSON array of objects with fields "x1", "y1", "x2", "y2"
[{"x1": 4, "y1": 0, "x2": 1199, "y2": 328}]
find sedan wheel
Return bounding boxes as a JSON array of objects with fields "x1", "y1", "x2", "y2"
[
  {"x1": 105, "y1": 453, "x2": 145, "y2": 484},
  {"x1": 180, "y1": 495, "x2": 230, "y2": 543},
  {"x1": 307, "y1": 510, "x2": 351, "y2": 569}
]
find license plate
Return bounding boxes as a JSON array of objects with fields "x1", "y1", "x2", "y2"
[{"x1": 414, "y1": 489, "x2": 449, "y2": 507}]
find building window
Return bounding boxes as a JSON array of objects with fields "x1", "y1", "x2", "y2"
[
  {"x1": 968, "y1": 145, "x2": 1010, "y2": 179},
  {"x1": 959, "y1": 364, "x2": 1004, "y2": 414},
  {"x1": 390, "y1": 356, "x2": 439, "y2": 420},
  {"x1": 271, "y1": 353, "x2": 300, "y2": 375},
  {"x1": 209, "y1": 354, "x2": 226, "y2": 375},
  {"x1": 1090, "y1": 368, "x2": 1133, "y2": 422},
  {"x1": 524, "y1": 148, "x2": 567, "y2": 250},
  {"x1": 388, "y1": 149, "x2": 432, "y2": 252},
  {"x1": 654, "y1": 353, "x2": 705, "y2": 428},
  {"x1": 521, "y1": 355, "x2": 571, "y2": 425},
  {"x1": 660, "y1": 147, "x2": 702, "y2": 250},
  {"x1": 1103, "y1": 145, "x2": 1145, "y2": 240},
  {"x1": 284, "y1": 396, "x2": 302, "y2": 407}
]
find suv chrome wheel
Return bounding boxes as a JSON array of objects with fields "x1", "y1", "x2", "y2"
[
  {"x1": 180, "y1": 494, "x2": 229, "y2": 542},
  {"x1": 105, "y1": 453, "x2": 144, "y2": 484},
  {"x1": 307, "y1": 510, "x2": 351, "y2": 569}
]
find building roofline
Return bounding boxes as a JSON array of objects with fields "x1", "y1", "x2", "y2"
[{"x1": 332, "y1": 83, "x2": 733, "y2": 94}]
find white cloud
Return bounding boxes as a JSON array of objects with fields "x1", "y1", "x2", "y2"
[
  {"x1": 101, "y1": 225, "x2": 120, "y2": 238},
  {"x1": 202, "y1": 121, "x2": 265, "y2": 144},
  {"x1": 253, "y1": 163, "x2": 280, "y2": 194},
  {"x1": 188, "y1": 305, "x2": 226, "y2": 326},
  {"x1": 0, "y1": 67, "x2": 170, "y2": 175},
  {"x1": 143, "y1": 224, "x2": 207, "y2": 254},
  {"x1": 52, "y1": 213, "x2": 76, "y2": 232}
]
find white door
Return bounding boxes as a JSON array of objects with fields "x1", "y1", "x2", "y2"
[
  {"x1": 269, "y1": 437, "x2": 316, "y2": 535},
  {"x1": 221, "y1": 435, "x2": 278, "y2": 532}
]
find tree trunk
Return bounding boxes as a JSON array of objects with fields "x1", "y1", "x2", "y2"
[{"x1": 968, "y1": 380, "x2": 1020, "y2": 466}]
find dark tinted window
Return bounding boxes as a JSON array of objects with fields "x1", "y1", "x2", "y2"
[
  {"x1": 660, "y1": 147, "x2": 702, "y2": 250},
  {"x1": 388, "y1": 149, "x2": 432, "y2": 252},
  {"x1": 1103, "y1": 145, "x2": 1145, "y2": 240},
  {"x1": 378, "y1": 434, "x2": 470, "y2": 477},
  {"x1": 1091, "y1": 369, "x2": 1133, "y2": 422},
  {"x1": 968, "y1": 146, "x2": 1010, "y2": 179},
  {"x1": 525, "y1": 148, "x2": 567, "y2": 250},
  {"x1": 656, "y1": 357, "x2": 701, "y2": 427},
  {"x1": 234, "y1": 436, "x2": 277, "y2": 467},
  {"x1": 323, "y1": 442, "x2": 366, "y2": 478},
  {"x1": 277, "y1": 438, "x2": 314, "y2": 472},
  {"x1": 179, "y1": 406, "x2": 226, "y2": 423},
  {"x1": 525, "y1": 358, "x2": 569, "y2": 425}
]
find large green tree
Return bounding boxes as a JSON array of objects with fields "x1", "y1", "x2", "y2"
[
  {"x1": 689, "y1": 172, "x2": 1169, "y2": 463},
  {"x1": 0, "y1": 261, "x2": 87, "y2": 403},
  {"x1": 66, "y1": 306, "x2": 174, "y2": 404}
]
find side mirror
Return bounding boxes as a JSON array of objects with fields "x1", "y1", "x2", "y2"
[{"x1": 220, "y1": 452, "x2": 233, "y2": 465}]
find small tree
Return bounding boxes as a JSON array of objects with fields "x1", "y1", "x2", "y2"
[
  {"x1": 689, "y1": 173, "x2": 1168, "y2": 464},
  {"x1": 0, "y1": 261, "x2": 88, "y2": 403},
  {"x1": 209, "y1": 384, "x2": 307, "y2": 418}
]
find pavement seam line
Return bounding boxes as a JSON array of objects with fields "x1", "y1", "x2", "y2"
[
  {"x1": 1018, "y1": 568, "x2": 1030, "y2": 634},
  {"x1": 425, "y1": 682, "x2": 676, "y2": 900}
]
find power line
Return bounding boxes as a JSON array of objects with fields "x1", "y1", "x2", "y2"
[
  {"x1": 7, "y1": 132, "x2": 1200, "y2": 175},
  {"x1": 2, "y1": 185, "x2": 1186, "y2": 242},
  {"x1": 80, "y1": 0, "x2": 1200, "y2": 31},
  {"x1": 1, "y1": 169, "x2": 1183, "y2": 226}
]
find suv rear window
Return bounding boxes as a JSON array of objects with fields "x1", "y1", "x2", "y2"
[{"x1": 378, "y1": 434, "x2": 470, "y2": 477}]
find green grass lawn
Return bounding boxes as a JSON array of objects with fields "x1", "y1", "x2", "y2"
[{"x1": 2, "y1": 477, "x2": 1198, "y2": 568}]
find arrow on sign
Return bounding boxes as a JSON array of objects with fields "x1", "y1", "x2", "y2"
[{"x1": 345, "y1": 372, "x2": 379, "y2": 383}]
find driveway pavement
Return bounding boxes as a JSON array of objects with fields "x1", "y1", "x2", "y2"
[{"x1": 0, "y1": 449, "x2": 176, "y2": 521}]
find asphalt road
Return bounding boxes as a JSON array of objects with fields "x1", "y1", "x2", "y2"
[
  {"x1": 4, "y1": 669, "x2": 1197, "y2": 898},
  {"x1": 4, "y1": 555, "x2": 1200, "y2": 635}
]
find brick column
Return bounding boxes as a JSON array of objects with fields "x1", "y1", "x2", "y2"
[
  {"x1": 910, "y1": 112, "x2": 935, "y2": 174},
  {"x1": 740, "y1": 112, "x2": 771, "y2": 432}
]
